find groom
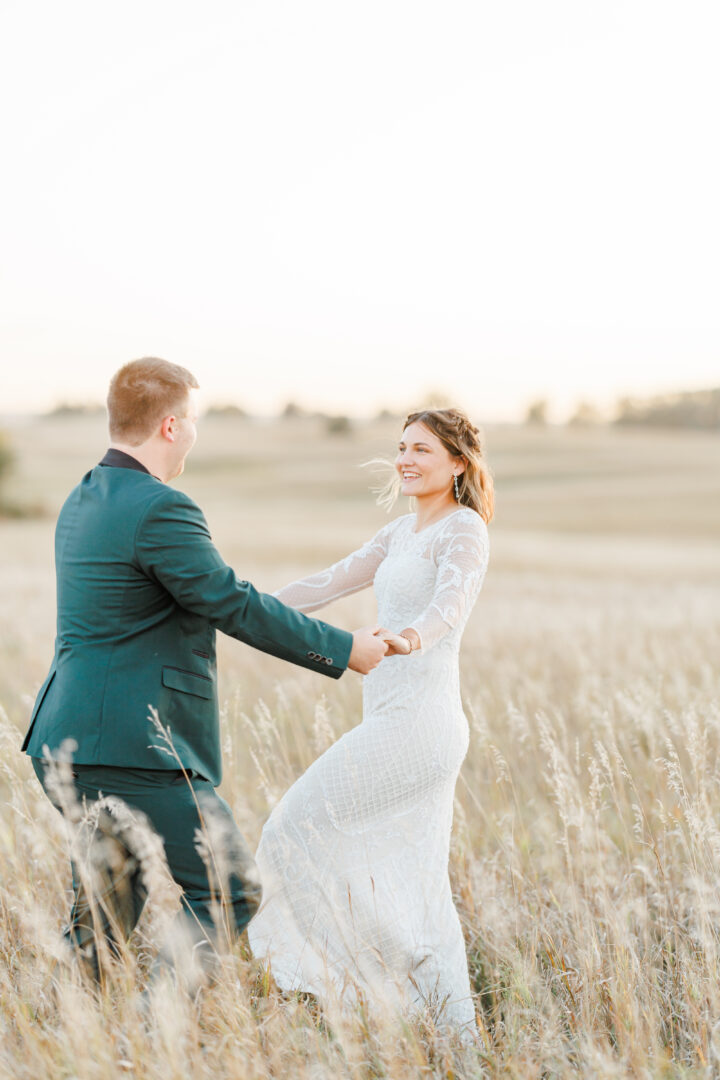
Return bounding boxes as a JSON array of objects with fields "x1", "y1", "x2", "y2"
[{"x1": 22, "y1": 357, "x2": 387, "y2": 980}]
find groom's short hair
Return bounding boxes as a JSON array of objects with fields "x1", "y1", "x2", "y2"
[{"x1": 107, "y1": 358, "x2": 200, "y2": 444}]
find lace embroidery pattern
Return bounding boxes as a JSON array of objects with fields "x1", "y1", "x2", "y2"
[{"x1": 275, "y1": 508, "x2": 488, "y2": 652}]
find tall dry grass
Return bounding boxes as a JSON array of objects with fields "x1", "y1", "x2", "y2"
[{"x1": 1, "y1": 415, "x2": 719, "y2": 1077}]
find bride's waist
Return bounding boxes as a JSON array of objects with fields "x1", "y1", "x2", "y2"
[
  {"x1": 364, "y1": 653, "x2": 460, "y2": 694},
  {"x1": 376, "y1": 645, "x2": 459, "y2": 670}
]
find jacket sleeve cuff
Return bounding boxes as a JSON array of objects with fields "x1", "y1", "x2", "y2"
[{"x1": 302, "y1": 625, "x2": 353, "y2": 678}]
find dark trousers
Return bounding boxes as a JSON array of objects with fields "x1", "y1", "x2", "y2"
[{"x1": 32, "y1": 758, "x2": 261, "y2": 980}]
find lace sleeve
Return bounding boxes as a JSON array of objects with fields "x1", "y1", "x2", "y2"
[
  {"x1": 273, "y1": 520, "x2": 397, "y2": 614},
  {"x1": 408, "y1": 511, "x2": 489, "y2": 652}
]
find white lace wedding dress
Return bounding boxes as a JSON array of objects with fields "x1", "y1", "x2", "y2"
[{"x1": 248, "y1": 506, "x2": 489, "y2": 1033}]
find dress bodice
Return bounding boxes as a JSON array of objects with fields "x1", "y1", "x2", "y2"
[{"x1": 273, "y1": 507, "x2": 489, "y2": 656}]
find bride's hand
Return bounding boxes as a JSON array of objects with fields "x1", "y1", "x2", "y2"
[{"x1": 374, "y1": 628, "x2": 412, "y2": 656}]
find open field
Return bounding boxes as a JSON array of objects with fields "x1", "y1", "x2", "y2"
[{"x1": 1, "y1": 415, "x2": 720, "y2": 1077}]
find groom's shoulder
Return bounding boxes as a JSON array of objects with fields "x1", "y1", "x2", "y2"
[
  {"x1": 64, "y1": 466, "x2": 203, "y2": 523},
  {"x1": 85, "y1": 464, "x2": 168, "y2": 511},
  {"x1": 134, "y1": 481, "x2": 204, "y2": 521}
]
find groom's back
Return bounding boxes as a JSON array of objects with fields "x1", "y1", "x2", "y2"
[
  {"x1": 22, "y1": 460, "x2": 222, "y2": 779},
  {"x1": 55, "y1": 464, "x2": 168, "y2": 641}
]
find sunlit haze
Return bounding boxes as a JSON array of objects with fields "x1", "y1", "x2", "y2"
[{"x1": 2, "y1": 0, "x2": 719, "y2": 420}]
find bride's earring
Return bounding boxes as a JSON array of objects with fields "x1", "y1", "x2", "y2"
[{"x1": 453, "y1": 474, "x2": 460, "y2": 501}]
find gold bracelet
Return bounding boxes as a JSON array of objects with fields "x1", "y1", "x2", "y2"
[{"x1": 399, "y1": 633, "x2": 415, "y2": 654}]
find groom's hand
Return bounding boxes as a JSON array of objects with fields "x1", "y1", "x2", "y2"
[{"x1": 348, "y1": 627, "x2": 388, "y2": 674}]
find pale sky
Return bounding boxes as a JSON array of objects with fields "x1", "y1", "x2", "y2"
[{"x1": 1, "y1": 0, "x2": 718, "y2": 420}]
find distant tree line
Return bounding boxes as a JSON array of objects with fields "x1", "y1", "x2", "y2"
[
  {"x1": 0, "y1": 433, "x2": 13, "y2": 486},
  {"x1": 44, "y1": 388, "x2": 720, "y2": 432},
  {"x1": 614, "y1": 388, "x2": 720, "y2": 430},
  {"x1": 524, "y1": 387, "x2": 720, "y2": 430},
  {"x1": 48, "y1": 402, "x2": 105, "y2": 417},
  {"x1": 0, "y1": 432, "x2": 43, "y2": 518}
]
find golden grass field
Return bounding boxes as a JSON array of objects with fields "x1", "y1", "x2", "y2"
[{"x1": 1, "y1": 413, "x2": 719, "y2": 1078}]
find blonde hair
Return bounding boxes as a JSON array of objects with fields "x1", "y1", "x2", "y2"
[
  {"x1": 107, "y1": 357, "x2": 199, "y2": 444},
  {"x1": 374, "y1": 407, "x2": 494, "y2": 524}
]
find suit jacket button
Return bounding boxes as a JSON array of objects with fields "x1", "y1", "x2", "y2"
[
  {"x1": 326, "y1": 657, "x2": 333, "y2": 665},
  {"x1": 307, "y1": 651, "x2": 316, "y2": 659}
]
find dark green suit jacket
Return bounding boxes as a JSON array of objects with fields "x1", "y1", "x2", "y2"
[{"x1": 22, "y1": 452, "x2": 353, "y2": 785}]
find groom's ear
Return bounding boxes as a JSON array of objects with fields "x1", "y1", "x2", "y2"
[{"x1": 160, "y1": 414, "x2": 178, "y2": 442}]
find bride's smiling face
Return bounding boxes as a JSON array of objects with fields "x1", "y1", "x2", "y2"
[{"x1": 395, "y1": 421, "x2": 462, "y2": 499}]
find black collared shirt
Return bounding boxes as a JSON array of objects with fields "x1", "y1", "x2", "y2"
[{"x1": 99, "y1": 449, "x2": 151, "y2": 474}]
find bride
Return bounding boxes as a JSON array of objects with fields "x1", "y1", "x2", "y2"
[{"x1": 248, "y1": 407, "x2": 493, "y2": 1035}]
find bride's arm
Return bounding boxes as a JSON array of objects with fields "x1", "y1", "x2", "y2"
[
  {"x1": 400, "y1": 511, "x2": 489, "y2": 653},
  {"x1": 273, "y1": 520, "x2": 397, "y2": 614}
]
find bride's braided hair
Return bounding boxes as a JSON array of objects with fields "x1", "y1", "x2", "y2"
[{"x1": 403, "y1": 408, "x2": 494, "y2": 523}]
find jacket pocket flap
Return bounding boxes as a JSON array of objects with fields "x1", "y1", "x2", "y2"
[{"x1": 162, "y1": 666, "x2": 213, "y2": 699}]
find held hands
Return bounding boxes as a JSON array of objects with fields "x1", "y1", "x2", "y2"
[
  {"x1": 348, "y1": 625, "x2": 420, "y2": 673},
  {"x1": 374, "y1": 627, "x2": 419, "y2": 657},
  {"x1": 348, "y1": 627, "x2": 389, "y2": 674}
]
